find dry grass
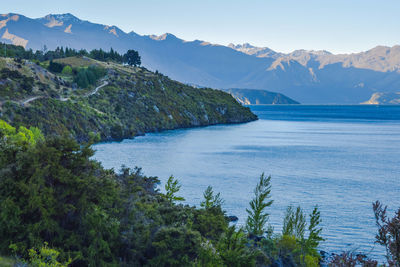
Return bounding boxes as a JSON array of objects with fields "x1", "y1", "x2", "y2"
[{"x1": 54, "y1": 56, "x2": 101, "y2": 68}]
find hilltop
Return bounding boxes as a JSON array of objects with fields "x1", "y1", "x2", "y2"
[{"x1": 0, "y1": 50, "x2": 256, "y2": 142}]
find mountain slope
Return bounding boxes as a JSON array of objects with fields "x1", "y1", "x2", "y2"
[
  {"x1": 362, "y1": 92, "x2": 400, "y2": 105},
  {"x1": 0, "y1": 55, "x2": 256, "y2": 142},
  {"x1": 2, "y1": 13, "x2": 400, "y2": 104}
]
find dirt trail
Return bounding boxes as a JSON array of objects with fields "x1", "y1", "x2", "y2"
[{"x1": 20, "y1": 80, "x2": 109, "y2": 105}]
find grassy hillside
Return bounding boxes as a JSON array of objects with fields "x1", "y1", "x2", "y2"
[{"x1": 0, "y1": 56, "x2": 257, "y2": 142}]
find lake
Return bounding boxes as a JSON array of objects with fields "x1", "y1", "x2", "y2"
[{"x1": 93, "y1": 105, "x2": 400, "y2": 260}]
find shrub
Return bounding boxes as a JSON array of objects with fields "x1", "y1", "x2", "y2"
[
  {"x1": 61, "y1": 65, "x2": 72, "y2": 75},
  {"x1": 48, "y1": 61, "x2": 64, "y2": 73},
  {"x1": 148, "y1": 226, "x2": 202, "y2": 266},
  {"x1": 373, "y1": 201, "x2": 400, "y2": 266}
]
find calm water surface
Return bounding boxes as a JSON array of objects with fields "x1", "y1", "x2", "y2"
[{"x1": 94, "y1": 105, "x2": 400, "y2": 260}]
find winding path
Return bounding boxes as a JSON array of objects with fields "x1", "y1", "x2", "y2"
[
  {"x1": 21, "y1": 96, "x2": 44, "y2": 106},
  {"x1": 20, "y1": 80, "x2": 109, "y2": 105},
  {"x1": 85, "y1": 81, "x2": 109, "y2": 97}
]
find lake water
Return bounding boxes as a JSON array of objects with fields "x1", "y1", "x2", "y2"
[{"x1": 94, "y1": 105, "x2": 400, "y2": 261}]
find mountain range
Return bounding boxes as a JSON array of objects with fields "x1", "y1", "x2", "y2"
[{"x1": 1, "y1": 13, "x2": 400, "y2": 104}]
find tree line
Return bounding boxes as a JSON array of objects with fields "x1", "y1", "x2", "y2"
[{"x1": 0, "y1": 42, "x2": 141, "y2": 66}]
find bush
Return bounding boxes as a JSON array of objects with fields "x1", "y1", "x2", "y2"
[
  {"x1": 24, "y1": 242, "x2": 71, "y2": 267},
  {"x1": 48, "y1": 61, "x2": 64, "y2": 73},
  {"x1": 61, "y1": 65, "x2": 72, "y2": 75},
  {"x1": 148, "y1": 226, "x2": 202, "y2": 266}
]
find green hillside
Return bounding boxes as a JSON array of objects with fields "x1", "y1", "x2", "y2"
[{"x1": 0, "y1": 55, "x2": 256, "y2": 142}]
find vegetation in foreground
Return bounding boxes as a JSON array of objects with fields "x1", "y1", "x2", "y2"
[{"x1": 0, "y1": 120, "x2": 399, "y2": 267}]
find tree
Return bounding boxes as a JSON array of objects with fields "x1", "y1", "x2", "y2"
[
  {"x1": 164, "y1": 175, "x2": 185, "y2": 203},
  {"x1": 246, "y1": 173, "x2": 273, "y2": 236},
  {"x1": 123, "y1": 49, "x2": 141, "y2": 67},
  {"x1": 200, "y1": 185, "x2": 224, "y2": 210},
  {"x1": 306, "y1": 206, "x2": 324, "y2": 253}
]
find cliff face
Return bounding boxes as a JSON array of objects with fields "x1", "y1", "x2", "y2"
[
  {"x1": 0, "y1": 56, "x2": 257, "y2": 142},
  {"x1": 362, "y1": 92, "x2": 400, "y2": 105}
]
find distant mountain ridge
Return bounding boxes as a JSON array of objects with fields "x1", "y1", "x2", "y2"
[
  {"x1": 1, "y1": 12, "x2": 400, "y2": 104},
  {"x1": 222, "y1": 88, "x2": 299, "y2": 105},
  {"x1": 362, "y1": 92, "x2": 400, "y2": 105}
]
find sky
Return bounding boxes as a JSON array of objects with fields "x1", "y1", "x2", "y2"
[{"x1": 2, "y1": 0, "x2": 400, "y2": 54}]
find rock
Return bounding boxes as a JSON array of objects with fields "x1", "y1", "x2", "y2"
[
  {"x1": 227, "y1": 215, "x2": 238, "y2": 222},
  {"x1": 216, "y1": 106, "x2": 227, "y2": 115},
  {"x1": 248, "y1": 233, "x2": 264, "y2": 243}
]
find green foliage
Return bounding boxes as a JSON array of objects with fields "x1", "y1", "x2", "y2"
[
  {"x1": 196, "y1": 240, "x2": 223, "y2": 267},
  {"x1": 48, "y1": 61, "x2": 64, "y2": 73},
  {"x1": 165, "y1": 175, "x2": 185, "y2": 203},
  {"x1": 123, "y1": 49, "x2": 141, "y2": 66},
  {"x1": 200, "y1": 186, "x2": 224, "y2": 210},
  {"x1": 74, "y1": 65, "x2": 106, "y2": 88},
  {"x1": 61, "y1": 65, "x2": 72, "y2": 75},
  {"x1": 25, "y1": 242, "x2": 71, "y2": 267},
  {"x1": 307, "y1": 206, "x2": 324, "y2": 255},
  {"x1": 216, "y1": 226, "x2": 256, "y2": 267},
  {"x1": 246, "y1": 173, "x2": 273, "y2": 236},
  {"x1": 279, "y1": 205, "x2": 324, "y2": 266},
  {"x1": 0, "y1": 42, "x2": 128, "y2": 64},
  {"x1": 304, "y1": 254, "x2": 319, "y2": 267},
  {"x1": 89, "y1": 48, "x2": 123, "y2": 63},
  {"x1": 0, "y1": 133, "x2": 119, "y2": 265},
  {"x1": 0, "y1": 119, "x2": 43, "y2": 147},
  {"x1": 148, "y1": 226, "x2": 202, "y2": 266},
  {"x1": 192, "y1": 205, "x2": 228, "y2": 241},
  {"x1": 283, "y1": 205, "x2": 306, "y2": 239}
]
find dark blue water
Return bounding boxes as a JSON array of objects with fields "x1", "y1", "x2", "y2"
[{"x1": 93, "y1": 105, "x2": 400, "y2": 261}]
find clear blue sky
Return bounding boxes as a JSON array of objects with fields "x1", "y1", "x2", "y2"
[{"x1": 3, "y1": 0, "x2": 399, "y2": 54}]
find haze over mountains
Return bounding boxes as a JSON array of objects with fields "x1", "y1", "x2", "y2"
[{"x1": 1, "y1": 12, "x2": 400, "y2": 104}]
